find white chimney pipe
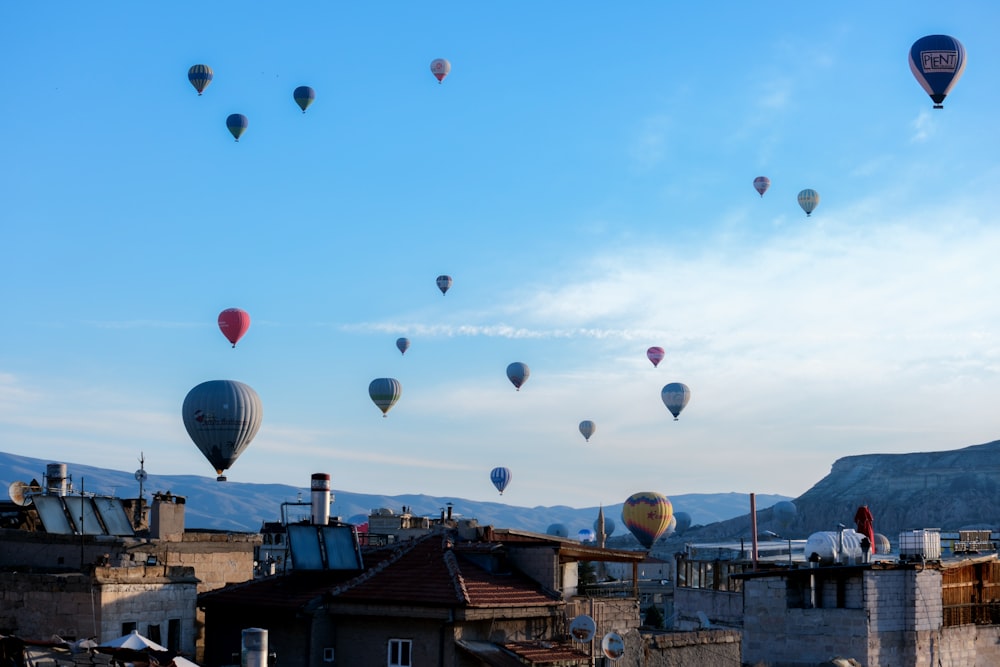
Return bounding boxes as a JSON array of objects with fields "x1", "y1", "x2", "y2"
[{"x1": 311, "y1": 473, "x2": 331, "y2": 526}]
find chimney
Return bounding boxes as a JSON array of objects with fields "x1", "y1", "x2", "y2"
[
  {"x1": 46, "y1": 463, "x2": 69, "y2": 496},
  {"x1": 311, "y1": 473, "x2": 331, "y2": 526}
]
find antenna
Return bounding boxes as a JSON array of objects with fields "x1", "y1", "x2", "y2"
[{"x1": 8, "y1": 481, "x2": 31, "y2": 506}]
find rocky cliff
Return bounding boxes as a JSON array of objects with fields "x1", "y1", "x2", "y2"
[{"x1": 673, "y1": 439, "x2": 1000, "y2": 545}]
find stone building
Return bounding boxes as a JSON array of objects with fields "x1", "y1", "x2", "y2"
[
  {"x1": 200, "y1": 526, "x2": 649, "y2": 667},
  {"x1": 0, "y1": 483, "x2": 258, "y2": 662}
]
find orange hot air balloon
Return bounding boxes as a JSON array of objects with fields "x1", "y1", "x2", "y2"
[{"x1": 218, "y1": 308, "x2": 251, "y2": 348}]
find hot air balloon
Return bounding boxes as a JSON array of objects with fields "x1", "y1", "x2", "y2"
[
  {"x1": 546, "y1": 523, "x2": 569, "y2": 538},
  {"x1": 369, "y1": 378, "x2": 402, "y2": 417},
  {"x1": 182, "y1": 380, "x2": 262, "y2": 481},
  {"x1": 909, "y1": 35, "x2": 966, "y2": 109},
  {"x1": 673, "y1": 511, "x2": 692, "y2": 535},
  {"x1": 661, "y1": 382, "x2": 690, "y2": 420},
  {"x1": 577, "y1": 528, "x2": 595, "y2": 543},
  {"x1": 594, "y1": 516, "x2": 616, "y2": 537},
  {"x1": 436, "y1": 275, "x2": 453, "y2": 295},
  {"x1": 578, "y1": 420, "x2": 596, "y2": 442},
  {"x1": 226, "y1": 114, "x2": 248, "y2": 142},
  {"x1": 490, "y1": 466, "x2": 511, "y2": 495},
  {"x1": 218, "y1": 308, "x2": 251, "y2": 348},
  {"x1": 646, "y1": 346, "x2": 665, "y2": 368},
  {"x1": 753, "y1": 176, "x2": 771, "y2": 197},
  {"x1": 430, "y1": 58, "x2": 451, "y2": 83},
  {"x1": 188, "y1": 64, "x2": 213, "y2": 95},
  {"x1": 621, "y1": 491, "x2": 673, "y2": 549},
  {"x1": 293, "y1": 86, "x2": 315, "y2": 113},
  {"x1": 664, "y1": 514, "x2": 677, "y2": 538},
  {"x1": 773, "y1": 500, "x2": 797, "y2": 528},
  {"x1": 797, "y1": 189, "x2": 819, "y2": 217},
  {"x1": 395, "y1": 337, "x2": 410, "y2": 355},
  {"x1": 506, "y1": 362, "x2": 530, "y2": 391}
]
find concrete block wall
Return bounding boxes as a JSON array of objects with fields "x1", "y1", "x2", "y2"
[
  {"x1": 673, "y1": 586, "x2": 743, "y2": 629},
  {"x1": 506, "y1": 546, "x2": 560, "y2": 592},
  {"x1": 743, "y1": 575, "x2": 868, "y2": 666}
]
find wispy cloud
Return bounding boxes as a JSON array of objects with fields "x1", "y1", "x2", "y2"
[{"x1": 911, "y1": 110, "x2": 934, "y2": 142}]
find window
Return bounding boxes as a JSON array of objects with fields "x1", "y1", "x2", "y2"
[
  {"x1": 323, "y1": 648, "x2": 335, "y2": 663},
  {"x1": 147, "y1": 624, "x2": 161, "y2": 645},
  {"x1": 122, "y1": 622, "x2": 137, "y2": 635},
  {"x1": 387, "y1": 639, "x2": 412, "y2": 667}
]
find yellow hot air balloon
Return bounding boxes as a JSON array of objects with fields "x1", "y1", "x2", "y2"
[{"x1": 621, "y1": 491, "x2": 673, "y2": 549}]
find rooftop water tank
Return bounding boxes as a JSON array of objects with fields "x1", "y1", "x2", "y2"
[{"x1": 805, "y1": 529, "x2": 864, "y2": 565}]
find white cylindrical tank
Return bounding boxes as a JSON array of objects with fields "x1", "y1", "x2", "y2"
[
  {"x1": 242, "y1": 628, "x2": 268, "y2": 667},
  {"x1": 805, "y1": 529, "x2": 864, "y2": 565},
  {"x1": 46, "y1": 463, "x2": 68, "y2": 496},
  {"x1": 311, "y1": 473, "x2": 331, "y2": 526}
]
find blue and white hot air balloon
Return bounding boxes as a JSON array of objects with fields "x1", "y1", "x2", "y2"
[
  {"x1": 661, "y1": 382, "x2": 690, "y2": 420},
  {"x1": 490, "y1": 466, "x2": 511, "y2": 495},
  {"x1": 579, "y1": 420, "x2": 596, "y2": 442},
  {"x1": 797, "y1": 189, "x2": 820, "y2": 217},
  {"x1": 909, "y1": 35, "x2": 966, "y2": 109}
]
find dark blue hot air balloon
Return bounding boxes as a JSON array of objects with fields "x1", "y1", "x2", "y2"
[
  {"x1": 909, "y1": 35, "x2": 967, "y2": 109},
  {"x1": 226, "y1": 114, "x2": 248, "y2": 142},
  {"x1": 182, "y1": 380, "x2": 263, "y2": 481},
  {"x1": 436, "y1": 275, "x2": 453, "y2": 295},
  {"x1": 506, "y1": 362, "x2": 530, "y2": 391},
  {"x1": 293, "y1": 86, "x2": 316, "y2": 113},
  {"x1": 369, "y1": 378, "x2": 402, "y2": 417},
  {"x1": 396, "y1": 337, "x2": 410, "y2": 355},
  {"x1": 188, "y1": 64, "x2": 213, "y2": 95}
]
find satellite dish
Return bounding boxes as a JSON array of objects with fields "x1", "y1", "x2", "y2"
[
  {"x1": 8, "y1": 481, "x2": 31, "y2": 506},
  {"x1": 601, "y1": 632, "x2": 625, "y2": 660},
  {"x1": 569, "y1": 615, "x2": 596, "y2": 643},
  {"x1": 134, "y1": 469, "x2": 148, "y2": 482}
]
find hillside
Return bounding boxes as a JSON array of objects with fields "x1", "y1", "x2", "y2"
[
  {"x1": 672, "y1": 439, "x2": 1000, "y2": 547},
  {"x1": 0, "y1": 450, "x2": 788, "y2": 537}
]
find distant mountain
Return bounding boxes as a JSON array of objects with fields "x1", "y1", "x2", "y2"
[
  {"x1": 0, "y1": 451, "x2": 789, "y2": 536},
  {"x1": 673, "y1": 439, "x2": 1000, "y2": 546}
]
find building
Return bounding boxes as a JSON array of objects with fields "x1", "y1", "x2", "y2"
[
  {"x1": 0, "y1": 463, "x2": 259, "y2": 662},
  {"x1": 671, "y1": 530, "x2": 1000, "y2": 666},
  {"x1": 200, "y1": 525, "x2": 649, "y2": 667}
]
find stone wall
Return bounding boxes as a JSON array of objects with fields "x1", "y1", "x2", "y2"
[
  {"x1": 0, "y1": 566, "x2": 198, "y2": 656},
  {"x1": 624, "y1": 629, "x2": 741, "y2": 667}
]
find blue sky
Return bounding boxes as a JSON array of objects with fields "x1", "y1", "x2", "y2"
[{"x1": 2, "y1": 3, "x2": 999, "y2": 509}]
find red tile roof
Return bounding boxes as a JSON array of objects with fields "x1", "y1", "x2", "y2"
[
  {"x1": 200, "y1": 533, "x2": 561, "y2": 611},
  {"x1": 333, "y1": 534, "x2": 560, "y2": 608}
]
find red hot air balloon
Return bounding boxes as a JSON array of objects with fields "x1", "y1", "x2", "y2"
[
  {"x1": 646, "y1": 347, "x2": 665, "y2": 368},
  {"x1": 218, "y1": 308, "x2": 251, "y2": 348}
]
